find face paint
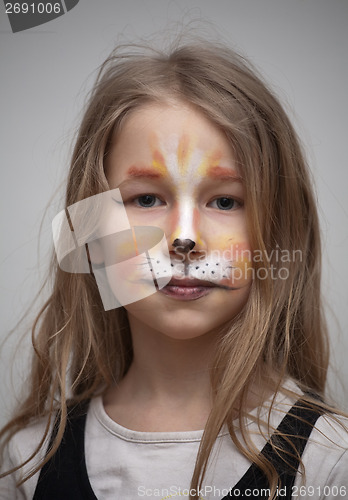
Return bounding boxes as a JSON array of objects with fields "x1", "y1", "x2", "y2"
[
  {"x1": 150, "y1": 238, "x2": 252, "y2": 291},
  {"x1": 105, "y1": 137, "x2": 243, "y2": 293},
  {"x1": 105, "y1": 103, "x2": 252, "y2": 338},
  {"x1": 150, "y1": 133, "x2": 228, "y2": 247}
]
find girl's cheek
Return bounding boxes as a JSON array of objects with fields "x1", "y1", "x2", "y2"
[
  {"x1": 229, "y1": 252, "x2": 253, "y2": 288},
  {"x1": 97, "y1": 226, "x2": 172, "y2": 309},
  {"x1": 207, "y1": 236, "x2": 253, "y2": 288},
  {"x1": 126, "y1": 209, "x2": 168, "y2": 234},
  {"x1": 102, "y1": 255, "x2": 157, "y2": 309}
]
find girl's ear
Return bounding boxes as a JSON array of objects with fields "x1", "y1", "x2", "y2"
[{"x1": 87, "y1": 240, "x2": 104, "y2": 266}]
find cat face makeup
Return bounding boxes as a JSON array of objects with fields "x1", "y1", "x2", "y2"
[{"x1": 105, "y1": 101, "x2": 252, "y2": 339}]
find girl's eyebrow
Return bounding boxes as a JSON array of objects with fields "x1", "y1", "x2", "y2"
[
  {"x1": 206, "y1": 166, "x2": 242, "y2": 182},
  {"x1": 126, "y1": 165, "x2": 165, "y2": 179},
  {"x1": 120, "y1": 165, "x2": 242, "y2": 184}
]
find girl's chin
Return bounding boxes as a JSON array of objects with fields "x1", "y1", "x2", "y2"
[
  {"x1": 124, "y1": 281, "x2": 251, "y2": 340},
  {"x1": 125, "y1": 303, "x2": 235, "y2": 341}
]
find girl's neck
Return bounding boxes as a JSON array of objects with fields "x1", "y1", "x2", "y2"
[
  {"x1": 103, "y1": 314, "x2": 277, "y2": 432},
  {"x1": 103, "y1": 314, "x2": 217, "y2": 431}
]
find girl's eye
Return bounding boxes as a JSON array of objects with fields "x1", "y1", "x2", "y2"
[
  {"x1": 135, "y1": 195, "x2": 163, "y2": 208},
  {"x1": 210, "y1": 197, "x2": 240, "y2": 211}
]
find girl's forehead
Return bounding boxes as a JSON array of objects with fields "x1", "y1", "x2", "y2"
[
  {"x1": 119, "y1": 101, "x2": 230, "y2": 148},
  {"x1": 106, "y1": 102, "x2": 240, "y2": 184}
]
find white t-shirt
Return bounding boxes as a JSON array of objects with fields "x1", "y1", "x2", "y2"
[{"x1": 1, "y1": 382, "x2": 348, "y2": 500}]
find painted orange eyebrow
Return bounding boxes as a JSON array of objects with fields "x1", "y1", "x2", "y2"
[
  {"x1": 126, "y1": 166, "x2": 163, "y2": 179},
  {"x1": 206, "y1": 166, "x2": 242, "y2": 181}
]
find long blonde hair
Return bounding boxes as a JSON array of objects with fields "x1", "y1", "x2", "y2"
[{"x1": 0, "y1": 40, "x2": 339, "y2": 498}]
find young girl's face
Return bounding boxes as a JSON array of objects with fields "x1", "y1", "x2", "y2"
[{"x1": 105, "y1": 101, "x2": 252, "y2": 339}]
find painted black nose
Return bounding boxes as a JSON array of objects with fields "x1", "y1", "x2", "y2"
[{"x1": 172, "y1": 238, "x2": 196, "y2": 254}]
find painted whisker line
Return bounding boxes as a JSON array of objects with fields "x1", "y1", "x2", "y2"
[
  {"x1": 217, "y1": 284, "x2": 241, "y2": 290},
  {"x1": 136, "y1": 261, "x2": 155, "y2": 267}
]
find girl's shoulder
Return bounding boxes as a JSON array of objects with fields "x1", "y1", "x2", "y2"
[
  {"x1": 272, "y1": 380, "x2": 348, "y2": 492},
  {"x1": 297, "y1": 412, "x2": 348, "y2": 493},
  {"x1": 313, "y1": 410, "x2": 348, "y2": 446},
  {"x1": 276, "y1": 379, "x2": 348, "y2": 446},
  {"x1": 0, "y1": 416, "x2": 50, "y2": 500},
  {"x1": 1, "y1": 400, "x2": 91, "y2": 499}
]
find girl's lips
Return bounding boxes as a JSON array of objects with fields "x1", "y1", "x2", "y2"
[
  {"x1": 159, "y1": 278, "x2": 216, "y2": 300},
  {"x1": 167, "y1": 277, "x2": 215, "y2": 287}
]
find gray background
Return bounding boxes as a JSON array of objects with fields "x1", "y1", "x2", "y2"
[{"x1": 1, "y1": 0, "x2": 347, "y2": 427}]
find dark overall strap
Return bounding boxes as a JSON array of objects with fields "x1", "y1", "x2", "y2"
[
  {"x1": 33, "y1": 401, "x2": 96, "y2": 500},
  {"x1": 221, "y1": 397, "x2": 324, "y2": 499}
]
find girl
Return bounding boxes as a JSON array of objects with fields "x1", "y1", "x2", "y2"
[{"x1": 1, "y1": 40, "x2": 347, "y2": 500}]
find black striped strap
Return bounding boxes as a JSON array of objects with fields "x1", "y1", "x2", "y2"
[
  {"x1": 222, "y1": 397, "x2": 324, "y2": 499},
  {"x1": 33, "y1": 401, "x2": 96, "y2": 500}
]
